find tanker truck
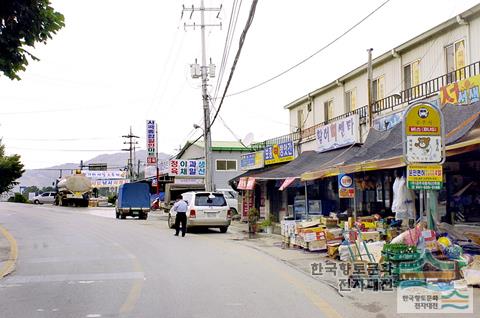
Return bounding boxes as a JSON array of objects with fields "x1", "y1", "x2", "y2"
[{"x1": 55, "y1": 171, "x2": 91, "y2": 207}]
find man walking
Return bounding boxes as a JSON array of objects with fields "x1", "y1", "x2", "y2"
[{"x1": 173, "y1": 195, "x2": 188, "y2": 237}]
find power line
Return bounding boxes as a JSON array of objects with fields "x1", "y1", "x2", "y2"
[
  {"x1": 185, "y1": 0, "x2": 258, "y2": 149},
  {"x1": 224, "y1": 0, "x2": 392, "y2": 98},
  {"x1": 4, "y1": 137, "x2": 121, "y2": 142},
  {"x1": 208, "y1": 0, "x2": 258, "y2": 130},
  {"x1": 7, "y1": 147, "x2": 123, "y2": 152},
  {"x1": 213, "y1": 0, "x2": 243, "y2": 100}
]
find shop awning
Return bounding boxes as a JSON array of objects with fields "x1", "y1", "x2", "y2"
[
  {"x1": 232, "y1": 146, "x2": 361, "y2": 183},
  {"x1": 302, "y1": 102, "x2": 480, "y2": 181}
]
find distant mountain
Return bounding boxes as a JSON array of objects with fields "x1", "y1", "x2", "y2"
[{"x1": 17, "y1": 150, "x2": 171, "y2": 188}]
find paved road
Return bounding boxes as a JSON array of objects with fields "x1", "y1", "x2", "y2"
[{"x1": 0, "y1": 203, "x2": 349, "y2": 318}]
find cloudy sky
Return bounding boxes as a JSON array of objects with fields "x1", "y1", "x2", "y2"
[{"x1": 0, "y1": 0, "x2": 478, "y2": 169}]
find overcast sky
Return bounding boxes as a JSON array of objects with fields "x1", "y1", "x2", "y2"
[{"x1": 1, "y1": 0, "x2": 479, "y2": 169}]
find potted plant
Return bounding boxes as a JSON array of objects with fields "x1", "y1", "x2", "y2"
[
  {"x1": 260, "y1": 216, "x2": 274, "y2": 234},
  {"x1": 248, "y1": 207, "x2": 260, "y2": 235}
]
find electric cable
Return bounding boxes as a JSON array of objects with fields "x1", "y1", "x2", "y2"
[{"x1": 225, "y1": 0, "x2": 392, "y2": 98}]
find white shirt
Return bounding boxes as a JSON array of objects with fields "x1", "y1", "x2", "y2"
[{"x1": 173, "y1": 200, "x2": 188, "y2": 213}]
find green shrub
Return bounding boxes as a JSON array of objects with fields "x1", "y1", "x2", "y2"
[{"x1": 10, "y1": 193, "x2": 28, "y2": 203}]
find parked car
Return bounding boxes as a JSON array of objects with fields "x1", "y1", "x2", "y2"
[
  {"x1": 32, "y1": 192, "x2": 57, "y2": 204},
  {"x1": 115, "y1": 183, "x2": 150, "y2": 219},
  {"x1": 167, "y1": 191, "x2": 232, "y2": 233},
  {"x1": 216, "y1": 188, "x2": 239, "y2": 214}
]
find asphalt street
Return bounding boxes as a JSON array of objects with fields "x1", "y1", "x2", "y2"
[{"x1": 0, "y1": 203, "x2": 349, "y2": 318}]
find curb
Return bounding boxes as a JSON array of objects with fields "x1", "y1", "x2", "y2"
[{"x1": 0, "y1": 225, "x2": 18, "y2": 278}]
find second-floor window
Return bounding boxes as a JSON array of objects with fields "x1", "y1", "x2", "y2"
[
  {"x1": 403, "y1": 61, "x2": 420, "y2": 99},
  {"x1": 324, "y1": 99, "x2": 334, "y2": 122},
  {"x1": 345, "y1": 89, "x2": 356, "y2": 113},
  {"x1": 446, "y1": 39, "x2": 466, "y2": 83},
  {"x1": 372, "y1": 75, "x2": 385, "y2": 101},
  {"x1": 297, "y1": 109, "x2": 304, "y2": 130},
  {"x1": 216, "y1": 159, "x2": 237, "y2": 171}
]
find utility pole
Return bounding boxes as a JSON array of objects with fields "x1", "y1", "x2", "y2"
[
  {"x1": 182, "y1": 1, "x2": 222, "y2": 192},
  {"x1": 122, "y1": 126, "x2": 139, "y2": 181},
  {"x1": 367, "y1": 48, "x2": 374, "y2": 128}
]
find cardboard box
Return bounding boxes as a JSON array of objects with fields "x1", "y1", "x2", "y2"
[{"x1": 308, "y1": 239, "x2": 327, "y2": 251}]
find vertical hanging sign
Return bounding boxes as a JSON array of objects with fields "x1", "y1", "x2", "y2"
[{"x1": 146, "y1": 120, "x2": 157, "y2": 166}]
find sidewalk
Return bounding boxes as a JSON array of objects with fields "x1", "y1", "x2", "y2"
[{"x1": 228, "y1": 221, "x2": 339, "y2": 289}]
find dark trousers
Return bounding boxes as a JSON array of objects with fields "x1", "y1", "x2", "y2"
[{"x1": 175, "y1": 212, "x2": 187, "y2": 236}]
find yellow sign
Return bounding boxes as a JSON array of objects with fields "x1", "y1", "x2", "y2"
[
  {"x1": 407, "y1": 164, "x2": 443, "y2": 190},
  {"x1": 404, "y1": 104, "x2": 441, "y2": 136},
  {"x1": 264, "y1": 141, "x2": 294, "y2": 165},
  {"x1": 404, "y1": 103, "x2": 444, "y2": 164},
  {"x1": 440, "y1": 74, "x2": 480, "y2": 106}
]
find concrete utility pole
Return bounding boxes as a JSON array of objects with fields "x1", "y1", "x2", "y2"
[
  {"x1": 122, "y1": 126, "x2": 139, "y2": 180},
  {"x1": 182, "y1": 1, "x2": 222, "y2": 192},
  {"x1": 367, "y1": 48, "x2": 374, "y2": 128}
]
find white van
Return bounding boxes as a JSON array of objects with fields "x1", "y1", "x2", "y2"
[
  {"x1": 216, "y1": 188, "x2": 239, "y2": 214},
  {"x1": 168, "y1": 192, "x2": 232, "y2": 233}
]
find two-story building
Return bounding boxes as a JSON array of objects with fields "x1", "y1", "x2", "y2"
[{"x1": 233, "y1": 4, "x2": 480, "y2": 225}]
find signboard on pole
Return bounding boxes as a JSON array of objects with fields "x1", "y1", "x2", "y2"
[
  {"x1": 338, "y1": 173, "x2": 355, "y2": 198},
  {"x1": 168, "y1": 159, "x2": 206, "y2": 177},
  {"x1": 316, "y1": 114, "x2": 360, "y2": 152},
  {"x1": 146, "y1": 120, "x2": 157, "y2": 166},
  {"x1": 407, "y1": 164, "x2": 443, "y2": 190},
  {"x1": 403, "y1": 102, "x2": 445, "y2": 164},
  {"x1": 264, "y1": 141, "x2": 294, "y2": 165}
]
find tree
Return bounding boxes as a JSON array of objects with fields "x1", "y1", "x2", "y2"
[
  {"x1": 0, "y1": 0, "x2": 65, "y2": 80},
  {"x1": 0, "y1": 140, "x2": 25, "y2": 194}
]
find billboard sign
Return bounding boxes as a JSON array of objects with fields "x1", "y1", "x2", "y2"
[
  {"x1": 440, "y1": 74, "x2": 480, "y2": 106},
  {"x1": 168, "y1": 159, "x2": 206, "y2": 177},
  {"x1": 264, "y1": 141, "x2": 294, "y2": 165},
  {"x1": 316, "y1": 114, "x2": 360, "y2": 152},
  {"x1": 81, "y1": 170, "x2": 127, "y2": 179},
  {"x1": 240, "y1": 151, "x2": 264, "y2": 170}
]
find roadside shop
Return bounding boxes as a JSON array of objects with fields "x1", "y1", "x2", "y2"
[{"x1": 279, "y1": 101, "x2": 480, "y2": 290}]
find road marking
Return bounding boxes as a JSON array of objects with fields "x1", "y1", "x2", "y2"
[
  {"x1": 23, "y1": 254, "x2": 134, "y2": 264},
  {"x1": 2, "y1": 272, "x2": 144, "y2": 284},
  {"x1": 86, "y1": 314, "x2": 102, "y2": 317},
  {"x1": 119, "y1": 255, "x2": 144, "y2": 315},
  {"x1": 0, "y1": 224, "x2": 18, "y2": 278}
]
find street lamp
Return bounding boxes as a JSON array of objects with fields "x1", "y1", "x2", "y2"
[{"x1": 193, "y1": 123, "x2": 212, "y2": 192}]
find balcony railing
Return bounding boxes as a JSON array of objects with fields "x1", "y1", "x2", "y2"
[{"x1": 249, "y1": 60, "x2": 480, "y2": 149}]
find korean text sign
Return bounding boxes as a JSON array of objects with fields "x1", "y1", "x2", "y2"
[
  {"x1": 169, "y1": 160, "x2": 206, "y2": 177},
  {"x1": 403, "y1": 103, "x2": 444, "y2": 164},
  {"x1": 338, "y1": 173, "x2": 355, "y2": 198},
  {"x1": 146, "y1": 120, "x2": 157, "y2": 166},
  {"x1": 315, "y1": 115, "x2": 360, "y2": 152},
  {"x1": 440, "y1": 74, "x2": 480, "y2": 106},
  {"x1": 240, "y1": 151, "x2": 264, "y2": 170},
  {"x1": 407, "y1": 164, "x2": 443, "y2": 190},
  {"x1": 264, "y1": 141, "x2": 294, "y2": 165}
]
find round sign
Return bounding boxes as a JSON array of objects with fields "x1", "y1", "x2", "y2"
[{"x1": 340, "y1": 175, "x2": 353, "y2": 188}]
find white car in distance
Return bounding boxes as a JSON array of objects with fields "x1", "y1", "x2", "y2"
[{"x1": 32, "y1": 192, "x2": 56, "y2": 204}]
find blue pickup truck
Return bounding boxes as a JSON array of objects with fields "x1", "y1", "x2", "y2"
[{"x1": 116, "y1": 183, "x2": 151, "y2": 220}]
